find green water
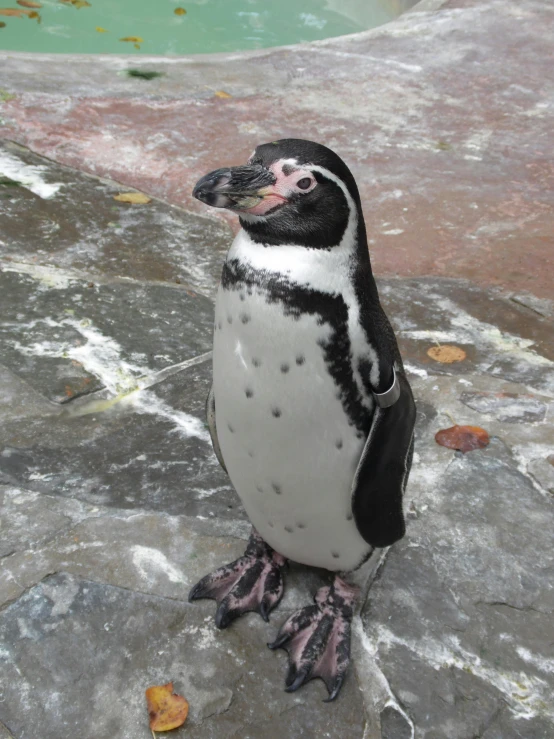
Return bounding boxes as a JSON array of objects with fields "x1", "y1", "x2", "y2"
[{"x1": 0, "y1": 0, "x2": 416, "y2": 55}]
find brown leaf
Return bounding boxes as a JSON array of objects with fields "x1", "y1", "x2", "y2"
[
  {"x1": 120, "y1": 35, "x2": 143, "y2": 42},
  {"x1": 113, "y1": 192, "x2": 151, "y2": 204},
  {"x1": 0, "y1": 8, "x2": 32, "y2": 16},
  {"x1": 146, "y1": 682, "x2": 189, "y2": 732},
  {"x1": 427, "y1": 345, "x2": 467, "y2": 363},
  {"x1": 174, "y1": 6, "x2": 186, "y2": 14},
  {"x1": 435, "y1": 424, "x2": 490, "y2": 453},
  {"x1": 214, "y1": 90, "x2": 232, "y2": 99},
  {"x1": 17, "y1": 0, "x2": 42, "y2": 7},
  {"x1": 0, "y1": 20, "x2": 5, "y2": 25}
]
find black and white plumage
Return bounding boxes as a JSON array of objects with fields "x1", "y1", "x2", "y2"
[{"x1": 189, "y1": 139, "x2": 416, "y2": 700}]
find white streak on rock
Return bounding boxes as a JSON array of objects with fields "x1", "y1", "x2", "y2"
[
  {"x1": 372, "y1": 625, "x2": 553, "y2": 721},
  {"x1": 2, "y1": 263, "x2": 75, "y2": 289},
  {"x1": 131, "y1": 545, "x2": 186, "y2": 584},
  {"x1": 404, "y1": 363, "x2": 428, "y2": 378},
  {"x1": 353, "y1": 616, "x2": 415, "y2": 739},
  {"x1": 132, "y1": 390, "x2": 210, "y2": 443},
  {"x1": 0, "y1": 150, "x2": 63, "y2": 199}
]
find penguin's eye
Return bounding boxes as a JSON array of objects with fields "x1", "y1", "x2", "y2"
[{"x1": 296, "y1": 177, "x2": 313, "y2": 190}]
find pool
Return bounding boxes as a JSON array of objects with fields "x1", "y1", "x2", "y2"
[{"x1": 0, "y1": 0, "x2": 419, "y2": 56}]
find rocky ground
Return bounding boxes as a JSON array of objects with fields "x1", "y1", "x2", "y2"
[{"x1": 1, "y1": 1, "x2": 553, "y2": 738}]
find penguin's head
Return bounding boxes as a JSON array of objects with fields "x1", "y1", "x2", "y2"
[{"x1": 193, "y1": 139, "x2": 363, "y2": 248}]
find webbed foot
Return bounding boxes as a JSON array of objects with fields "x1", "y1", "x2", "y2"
[
  {"x1": 268, "y1": 576, "x2": 358, "y2": 701},
  {"x1": 188, "y1": 528, "x2": 286, "y2": 629}
]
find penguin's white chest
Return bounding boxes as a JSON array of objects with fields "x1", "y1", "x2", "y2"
[{"x1": 213, "y1": 282, "x2": 372, "y2": 572}]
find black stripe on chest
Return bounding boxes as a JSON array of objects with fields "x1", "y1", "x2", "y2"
[{"x1": 221, "y1": 258, "x2": 373, "y2": 436}]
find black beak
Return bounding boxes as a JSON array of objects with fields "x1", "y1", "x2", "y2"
[{"x1": 192, "y1": 164, "x2": 276, "y2": 210}]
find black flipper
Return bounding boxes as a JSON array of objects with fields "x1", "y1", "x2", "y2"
[
  {"x1": 206, "y1": 383, "x2": 227, "y2": 473},
  {"x1": 351, "y1": 369, "x2": 416, "y2": 548}
]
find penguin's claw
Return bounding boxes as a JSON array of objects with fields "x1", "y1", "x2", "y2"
[
  {"x1": 268, "y1": 577, "x2": 358, "y2": 701},
  {"x1": 189, "y1": 529, "x2": 286, "y2": 629}
]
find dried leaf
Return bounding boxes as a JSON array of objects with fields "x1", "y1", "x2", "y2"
[
  {"x1": 435, "y1": 424, "x2": 490, "y2": 453},
  {"x1": 0, "y1": 20, "x2": 5, "y2": 26},
  {"x1": 60, "y1": 0, "x2": 90, "y2": 7},
  {"x1": 95, "y1": 25, "x2": 107, "y2": 32},
  {"x1": 126, "y1": 69, "x2": 164, "y2": 80},
  {"x1": 146, "y1": 682, "x2": 188, "y2": 732},
  {"x1": 174, "y1": 6, "x2": 186, "y2": 14},
  {"x1": 28, "y1": 9, "x2": 40, "y2": 19},
  {"x1": 214, "y1": 90, "x2": 232, "y2": 99},
  {"x1": 120, "y1": 35, "x2": 143, "y2": 42},
  {"x1": 0, "y1": 8, "x2": 31, "y2": 16},
  {"x1": 427, "y1": 345, "x2": 466, "y2": 364},
  {"x1": 17, "y1": 0, "x2": 42, "y2": 7},
  {"x1": 113, "y1": 192, "x2": 151, "y2": 204}
]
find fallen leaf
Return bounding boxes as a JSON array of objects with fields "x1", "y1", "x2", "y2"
[
  {"x1": 126, "y1": 69, "x2": 164, "y2": 80},
  {"x1": 134, "y1": 43, "x2": 140, "y2": 49},
  {"x1": 174, "y1": 6, "x2": 186, "y2": 14},
  {"x1": 28, "y1": 9, "x2": 40, "y2": 19},
  {"x1": 0, "y1": 20, "x2": 5, "y2": 26},
  {"x1": 120, "y1": 35, "x2": 143, "y2": 42},
  {"x1": 427, "y1": 345, "x2": 467, "y2": 363},
  {"x1": 113, "y1": 192, "x2": 151, "y2": 204},
  {"x1": 60, "y1": 0, "x2": 90, "y2": 7},
  {"x1": 146, "y1": 682, "x2": 188, "y2": 732},
  {"x1": 0, "y1": 8, "x2": 32, "y2": 16},
  {"x1": 435, "y1": 424, "x2": 490, "y2": 453},
  {"x1": 95, "y1": 25, "x2": 107, "y2": 32},
  {"x1": 17, "y1": 0, "x2": 42, "y2": 7},
  {"x1": 214, "y1": 90, "x2": 232, "y2": 98}
]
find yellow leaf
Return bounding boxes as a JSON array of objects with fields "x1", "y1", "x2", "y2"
[
  {"x1": 174, "y1": 7, "x2": 186, "y2": 14},
  {"x1": 0, "y1": 8, "x2": 31, "y2": 16},
  {"x1": 426, "y1": 345, "x2": 467, "y2": 364},
  {"x1": 146, "y1": 682, "x2": 189, "y2": 732},
  {"x1": 95, "y1": 25, "x2": 107, "y2": 32},
  {"x1": 113, "y1": 192, "x2": 151, "y2": 204},
  {"x1": 17, "y1": 0, "x2": 42, "y2": 7},
  {"x1": 214, "y1": 90, "x2": 232, "y2": 99},
  {"x1": 120, "y1": 35, "x2": 143, "y2": 42}
]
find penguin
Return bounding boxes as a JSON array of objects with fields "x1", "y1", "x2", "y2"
[{"x1": 189, "y1": 139, "x2": 416, "y2": 701}]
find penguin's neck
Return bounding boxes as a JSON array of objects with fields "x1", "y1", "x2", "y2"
[{"x1": 227, "y1": 228, "x2": 368, "y2": 298}]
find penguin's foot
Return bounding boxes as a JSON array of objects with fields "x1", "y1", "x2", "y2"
[
  {"x1": 188, "y1": 528, "x2": 286, "y2": 629},
  {"x1": 268, "y1": 576, "x2": 359, "y2": 702}
]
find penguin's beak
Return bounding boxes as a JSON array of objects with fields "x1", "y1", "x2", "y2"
[{"x1": 193, "y1": 165, "x2": 277, "y2": 211}]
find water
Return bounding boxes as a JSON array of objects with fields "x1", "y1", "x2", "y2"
[{"x1": 0, "y1": 0, "x2": 417, "y2": 56}]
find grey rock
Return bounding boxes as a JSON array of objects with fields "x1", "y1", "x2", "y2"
[
  {"x1": 0, "y1": 722, "x2": 14, "y2": 739},
  {"x1": 0, "y1": 267, "x2": 214, "y2": 403},
  {"x1": 0, "y1": 358, "x2": 238, "y2": 520},
  {"x1": 0, "y1": 140, "x2": 231, "y2": 297},
  {"x1": 363, "y1": 438, "x2": 554, "y2": 738},
  {"x1": 510, "y1": 293, "x2": 554, "y2": 320},
  {"x1": 377, "y1": 278, "x2": 554, "y2": 395},
  {"x1": 527, "y1": 456, "x2": 554, "y2": 495},
  {"x1": 460, "y1": 391, "x2": 548, "y2": 423},
  {"x1": 0, "y1": 573, "x2": 366, "y2": 739},
  {"x1": 380, "y1": 705, "x2": 413, "y2": 739},
  {"x1": 0, "y1": 486, "x2": 90, "y2": 557}
]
